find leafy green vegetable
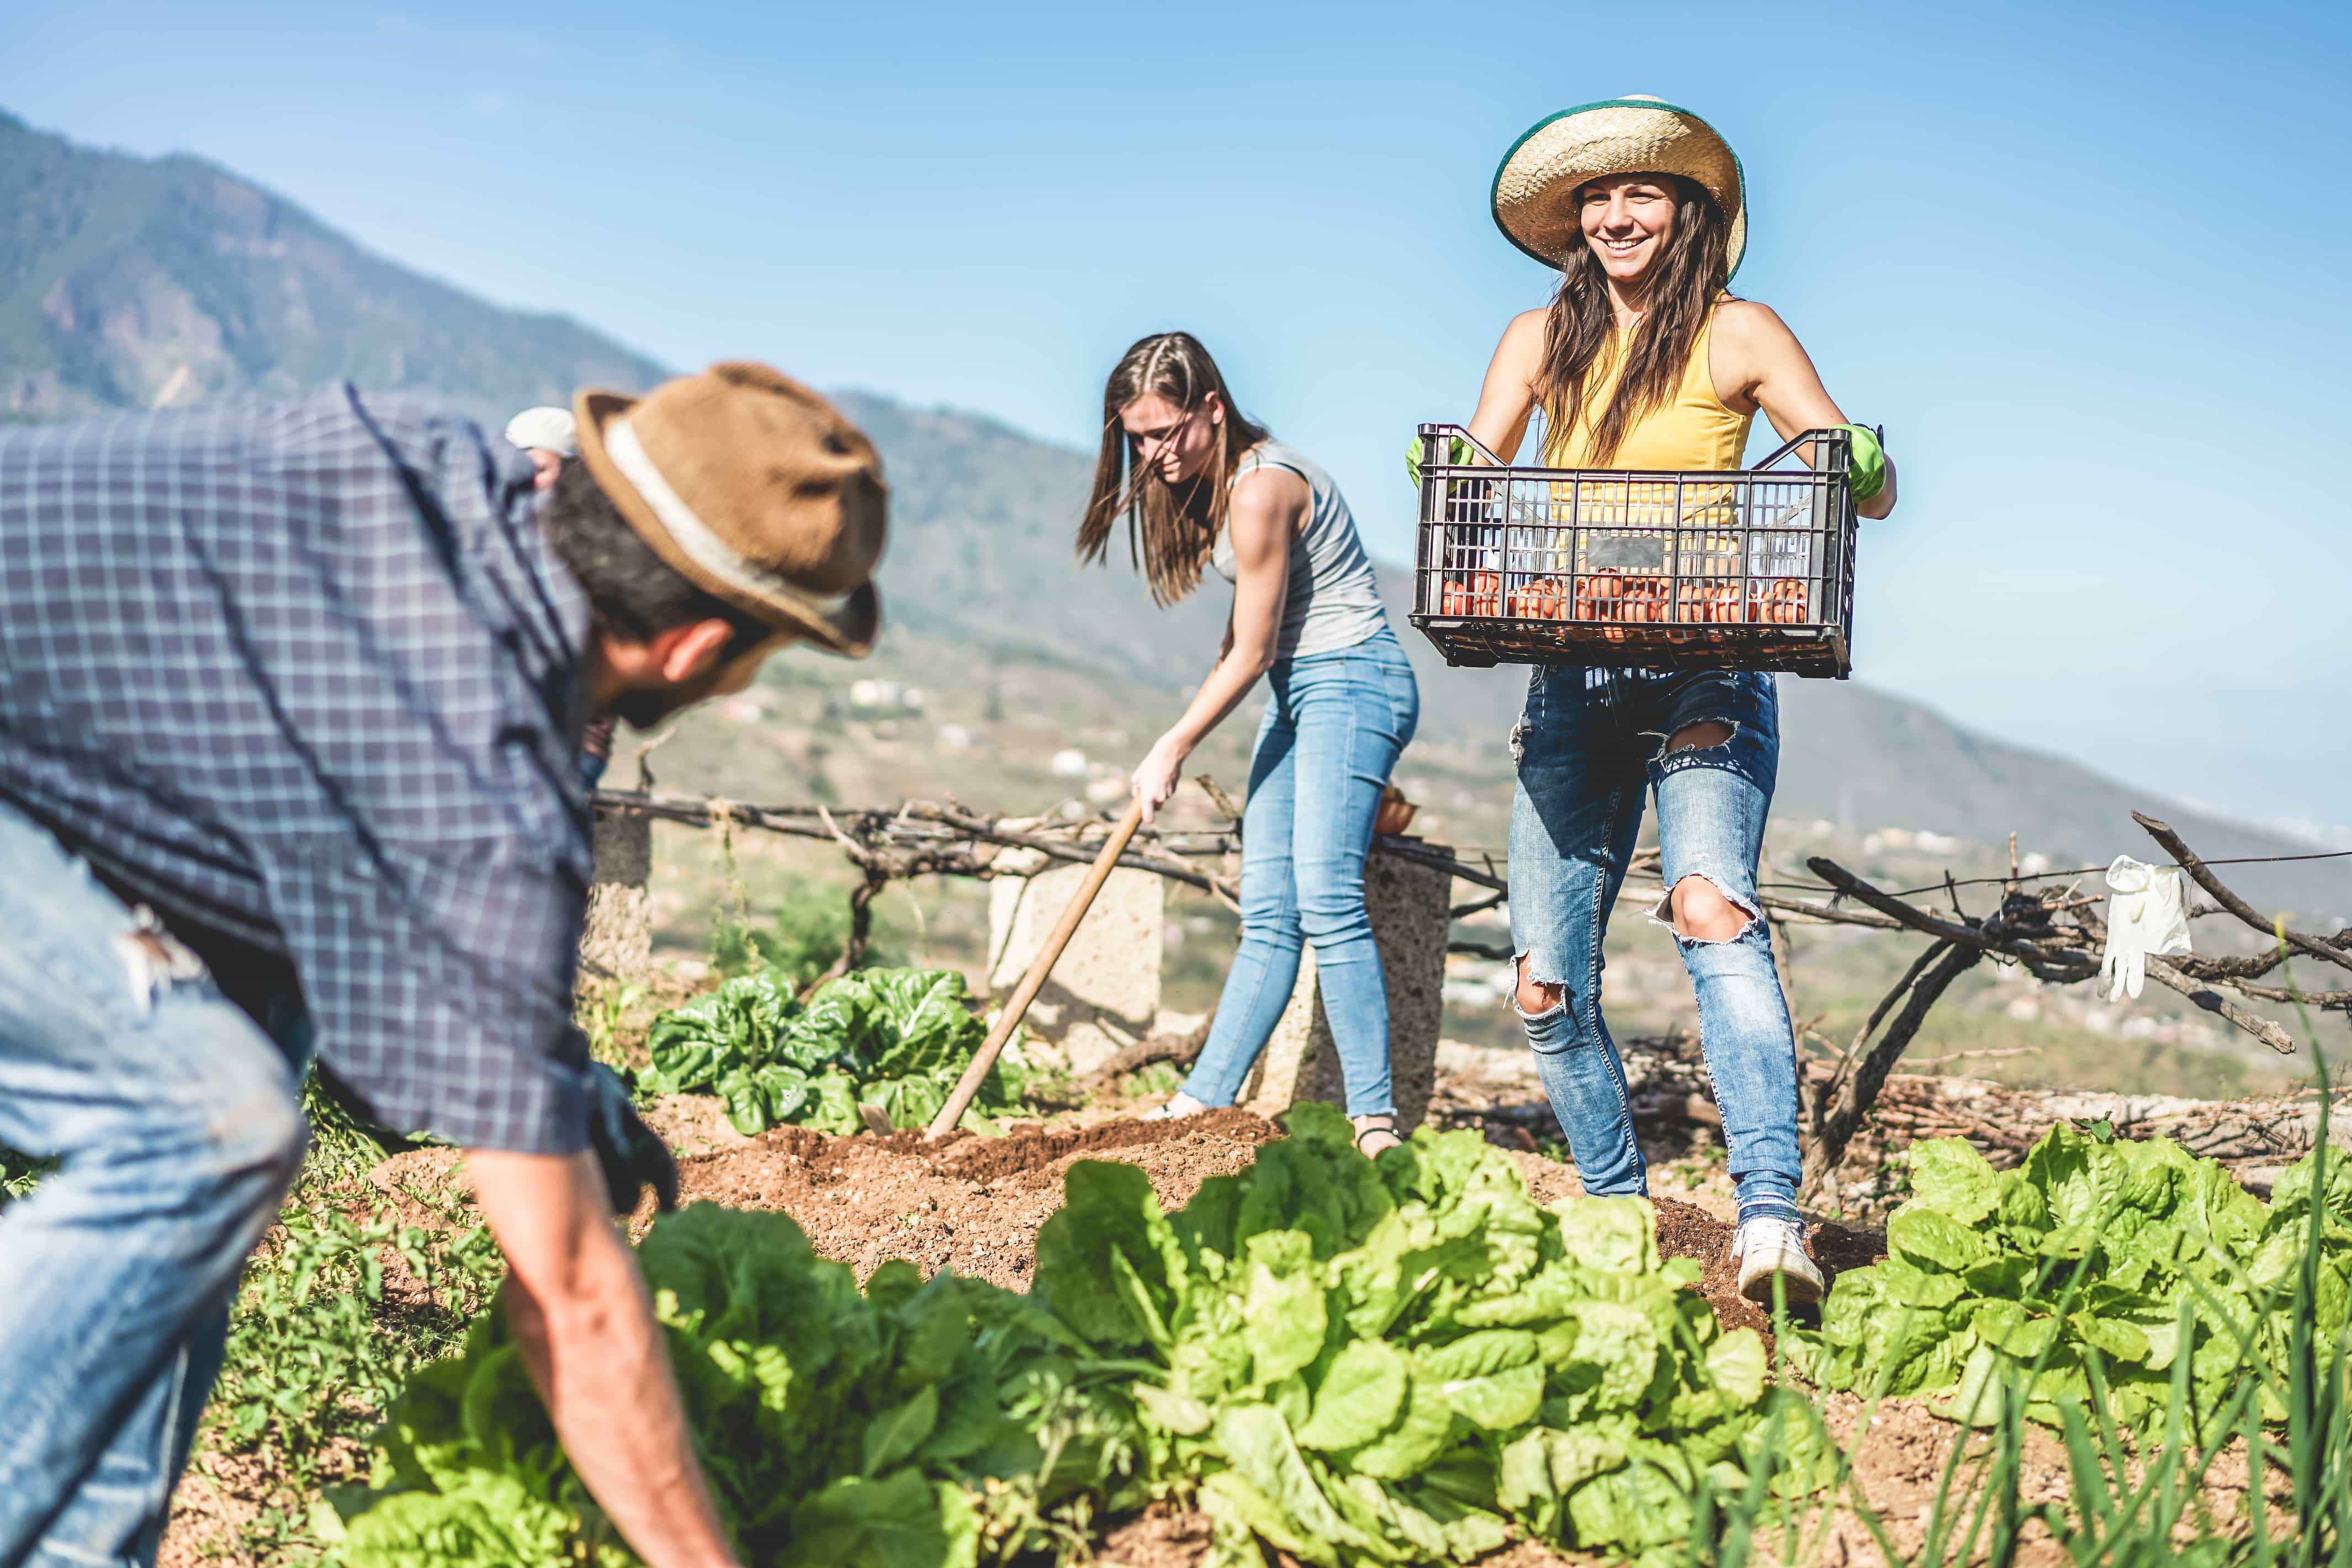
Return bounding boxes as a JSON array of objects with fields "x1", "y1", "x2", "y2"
[
  {"x1": 1791, "y1": 1125, "x2": 2352, "y2": 1437},
  {"x1": 1031, "y1": 1103, "x2": 1773, "y2": 1564},
  {"x1": 0, "y1": 1141, "x2": 50, "y2": 1208},
  {"x1": 332, "y1": 1204, "x2": 1142, "y2": 1568},
  {"x1": 636, "y1": 968, "x2": 1031, "y2": 1137}
]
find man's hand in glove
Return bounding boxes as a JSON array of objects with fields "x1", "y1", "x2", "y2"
[
  {"x1": 2099, "y1": 855, "x2": 2194, "y2": 1002},
  {"x1": 586, "y1": 1061, "x2": 679, "y2": 1217}
]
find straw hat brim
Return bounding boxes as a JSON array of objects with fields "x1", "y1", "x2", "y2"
[
  {"x1": 1491, "y1": 96, "x2": 1746, "y2": 279},
  {"x1": 573, "y1": 389, "x2": 880, "y2": 657}
]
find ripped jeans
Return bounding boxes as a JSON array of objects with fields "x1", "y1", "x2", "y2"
[
  {"x1": 1506, "y1": 667, "x2": 1802, "y2": 1226},
  {"x1": 0, "y1": 800, "x2": 310, "y2": 1567}
]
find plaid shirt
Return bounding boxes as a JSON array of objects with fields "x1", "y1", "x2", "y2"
[{"x1": 0, "y1": 385, "x2": 596, "y2": 1153}]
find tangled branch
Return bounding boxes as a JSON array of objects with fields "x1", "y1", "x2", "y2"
[{"x1": 1799, "y1": 813, "x2": 2348, "y2": 1195}]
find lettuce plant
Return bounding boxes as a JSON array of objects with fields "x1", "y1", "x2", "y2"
[
  {"x1": 637, "y1": 968, "x2": 1030, "y2": 1137},
  {"x1": 1793, "y1": 1125, "x2": 2352, "y2": 1437},
  {"x1": 1031, "y1": 1104, "x2": 1783, "y2": 1565},
  {"x1": 329, "y1": 1204, "x2": 1141, "y2": 1568}
]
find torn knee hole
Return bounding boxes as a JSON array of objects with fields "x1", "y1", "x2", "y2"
[
  {"x1": 1663, "y1": 720, "x2": 1736, "y2": 755},
  {"x1": 1514, "y1": 953, "x2": 1566, "y2": 1016},
  {"x1": 1665, "y1": 873, "x2": 1758, "y2": 945}
]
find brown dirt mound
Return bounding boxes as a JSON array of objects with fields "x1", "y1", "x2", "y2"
[
  {"x1": 1653, "y1": 1200, "x2": 1887, "y2": 1342},
  {"x1": 675, "y1": 1107, "x2": 1279, "y2": 1290}
]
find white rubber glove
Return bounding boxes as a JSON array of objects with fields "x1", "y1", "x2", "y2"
[{"x1": 2100, "y1": 855, "x2": 2194, "y2": 1001}]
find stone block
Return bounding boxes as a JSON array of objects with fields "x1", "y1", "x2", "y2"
[
  {"x1": 1241, "y1": 846, "x2": 1452, "y2": 1133},
  {"x1": 581, "y1": 806, "x2": 654, "y2": 983},
  {"x1": 987, "y1": 859, "x2": 1164, "y2": 1076}
]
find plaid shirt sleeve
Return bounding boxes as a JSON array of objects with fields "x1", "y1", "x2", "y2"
[{"x1": 0, "y1": 385, "x2": 599, "y2": 1153}]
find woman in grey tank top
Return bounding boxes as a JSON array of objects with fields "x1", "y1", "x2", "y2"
[{"x1": 1077, "y1": 332, "x2": 1419, "y2": 1154}]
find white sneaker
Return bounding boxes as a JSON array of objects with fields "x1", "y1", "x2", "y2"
[{"x1": 1730, "y1": 1216, "x2": 1825, "y2": 1306}]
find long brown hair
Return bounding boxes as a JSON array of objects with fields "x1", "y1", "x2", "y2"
[
  {"x1": 1077, "y1": 332, "x2": 1270, "y2": 606},
  {"x1": 1539, "y1": 175, "x2": 1733, "y2": 465}
]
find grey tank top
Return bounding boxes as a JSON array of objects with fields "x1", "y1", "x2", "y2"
[{"x1": 1209, "y1": 440, "x2": 1389, "y2": 661}]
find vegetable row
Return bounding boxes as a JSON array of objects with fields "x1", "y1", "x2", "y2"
[{"x1": 326, "y1": 1094, "x2": 2350, "y2": 1566}]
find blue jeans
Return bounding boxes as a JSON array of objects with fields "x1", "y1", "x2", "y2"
[
  {"x1": 0, "y1": 802, "x2": 310, "y2": 1567},
  {"x1": 1182, "y1": 631, "x2": 1420, "y2": 1117},
  {"x1": 1506, "y1": 668, "x2": 1802, "y2": 1225}
]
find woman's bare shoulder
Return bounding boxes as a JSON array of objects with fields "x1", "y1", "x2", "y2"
[
  {"x1": 1712, "y1": 298, "x2": 1794, "y2": 344},
  {"x1": 1230, "y1": 458, "x2": 1311, "y2": 526},
  {"x1": 1709, "y1": 299, "x2": 1810, "y2": 397},
  {"x1": 1487, "y1": 308, "x2": 1550, "y2": 380},
  {"x1": 1501, "y1": 306, "x2": 1550, "y2": 347}
]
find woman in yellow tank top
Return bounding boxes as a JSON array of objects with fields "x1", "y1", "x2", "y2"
[{"x1": 1454, "y1": 97, "x2": 1898, "y2": 1307}]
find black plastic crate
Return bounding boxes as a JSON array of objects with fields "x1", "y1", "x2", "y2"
[{"x1": 1407, "y1": 424, "x2": 1860, "y2": 679}]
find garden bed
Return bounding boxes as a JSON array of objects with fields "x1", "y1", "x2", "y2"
[{"x1": 159, "y1": 1076, "x2": 2311, "y2": 1568}]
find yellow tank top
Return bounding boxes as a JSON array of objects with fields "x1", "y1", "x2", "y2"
[{"x1": 1541, "y1": 309, "x2": 1751, "y2": 472}]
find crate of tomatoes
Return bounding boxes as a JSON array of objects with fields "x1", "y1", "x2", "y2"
[{"x1": 1409, "y1": 424, "x2": 1861, "y2": 678}]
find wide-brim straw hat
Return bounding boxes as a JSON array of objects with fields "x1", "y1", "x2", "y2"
[
  {"x1": 575, "y1": 362, "x2": 887, "y2": 656},
  {"x1": 1491, "y1": 95, "x2": 1746, "y2": 279}
]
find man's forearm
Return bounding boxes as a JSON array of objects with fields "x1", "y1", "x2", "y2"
[{"x1": 473, "y1": 1150, "x2": 736, "y2": 1568}]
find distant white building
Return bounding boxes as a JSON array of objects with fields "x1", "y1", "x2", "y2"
[{"x1": 848, "y1": 679, "x2": 926, "y2": 714}]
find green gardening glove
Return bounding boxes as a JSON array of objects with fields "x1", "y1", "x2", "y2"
[
  {"x1": 1406, "y1": 432, "x2": 1476, "y2": 489},
  {"x1": 1835, "y1": 424, "x2": 1887, "y2": 502}
]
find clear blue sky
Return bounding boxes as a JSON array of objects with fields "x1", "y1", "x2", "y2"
[{"x1": 6, "y1": 0, "x2": 2345, "y2": 839}]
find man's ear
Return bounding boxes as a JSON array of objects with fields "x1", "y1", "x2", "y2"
[{"x1": 657, "y1": 618, "x2": 739, "y2": 684}]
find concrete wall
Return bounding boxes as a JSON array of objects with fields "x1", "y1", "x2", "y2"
[
  {"x1": 986, "y1": 856, "x2": 1164, "y2": 1076},
  {"x1": 1241, "y1": 846, "x2": 1453, "y2": 1132},
  {"x1": 581, "y1": 806, "x2": 653, "y2": 983}
]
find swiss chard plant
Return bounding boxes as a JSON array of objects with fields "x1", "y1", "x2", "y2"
[
  {"x1": 328, "y1": 1204, "x2": 1143, "y2": 1568},
  {"x1": 0, "y1": 1141, "x2": 49, "y2": 1207},
  {"x1": 1030, "y1": 1104, "x2": 1798, "y2": 1566},
  {"x1": 635, "y1": 967, "x2": 1031, "y2": 1137},
  {"x1": 1791, "y1": 1124, "x2": 2352, "y2": 1438}
]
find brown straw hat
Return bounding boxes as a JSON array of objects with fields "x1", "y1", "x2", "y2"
[
  {"x1": 574, "y1": 362, "x2": 887, "y2": 655},
  {"x1": 1491, "y1": 95, "x2": 1747, "y2": 279}
]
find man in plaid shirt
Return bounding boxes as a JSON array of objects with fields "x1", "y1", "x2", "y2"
[{"x1": 0, "y1": 362, "x2": 886, "y2": 1568}]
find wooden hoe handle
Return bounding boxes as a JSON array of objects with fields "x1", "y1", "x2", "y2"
[{"x1": 924, "y1": 796, "x2": 1148, "y2": 1141}]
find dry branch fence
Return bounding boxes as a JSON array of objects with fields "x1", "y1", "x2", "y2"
[{"x1": 598, "y1": 781, "x2": 2349, "y2": 1196}]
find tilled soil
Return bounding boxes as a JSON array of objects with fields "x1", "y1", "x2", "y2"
[{"x1": 673, "y1": 1107, "x2": 1280, "y2": 1290}]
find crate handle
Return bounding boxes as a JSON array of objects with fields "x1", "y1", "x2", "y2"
[
  {"x1": 1751, "y1": 426, "x2": 1852, "y2": 473},
  {"x1": 1416, "y1": 422, "x2": 1509, "y2": 468}
]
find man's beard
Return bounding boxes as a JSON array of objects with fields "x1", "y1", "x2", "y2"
[{"x1": 607, "y1": 688, "x2": 681, "y2": 730}]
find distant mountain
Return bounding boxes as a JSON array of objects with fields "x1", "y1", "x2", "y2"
[
  {"x1": 0, "y1": 109, "x2": 666, "y2": 426},
  {"x1": 8, "y1": 107, "x2": 2336, "y2": 920}
]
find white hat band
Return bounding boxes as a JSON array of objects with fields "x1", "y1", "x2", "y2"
[{"x1": 602, "y1": 413, "x2": 853, "y2": 619}]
